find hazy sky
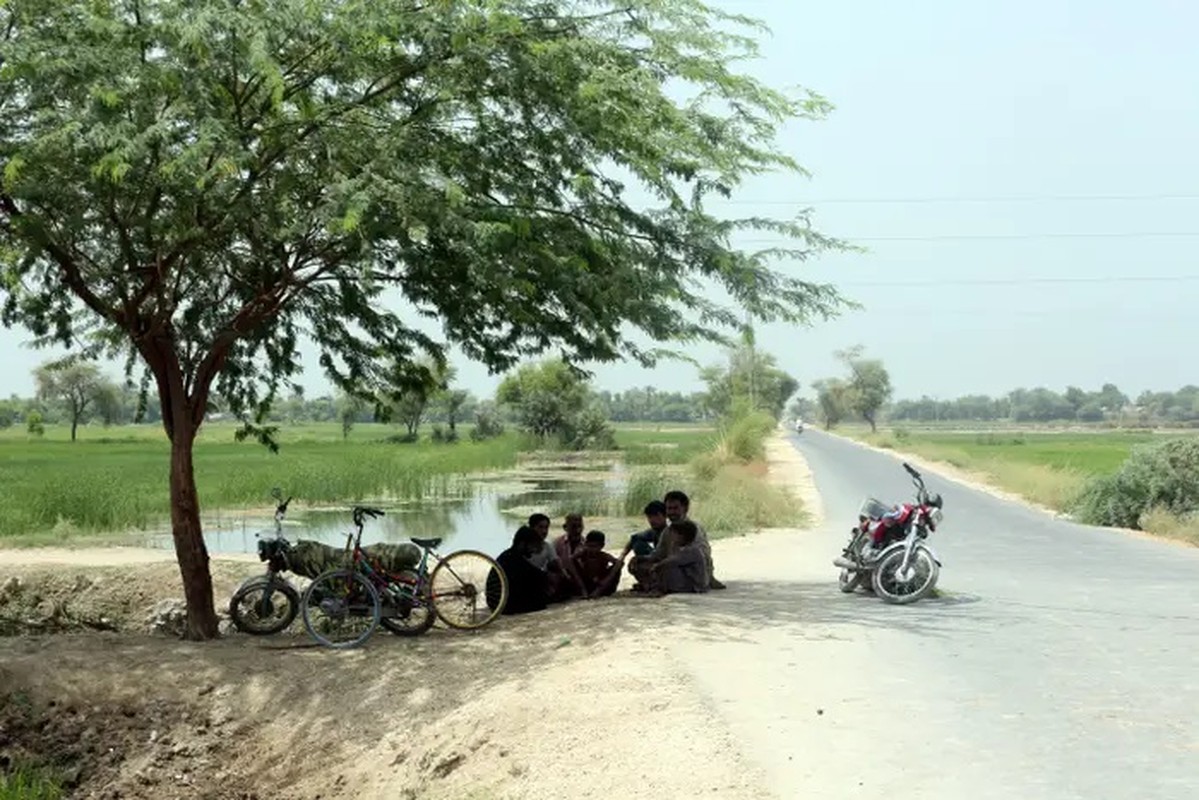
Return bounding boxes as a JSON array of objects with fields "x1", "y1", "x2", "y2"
[{"x1": 1, "y1": 0, "x2": 1195, "y2": 402}]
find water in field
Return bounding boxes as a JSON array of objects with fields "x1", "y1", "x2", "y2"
[{"x1": 145, "y1": 460, "x2": 632, "y2": 558}]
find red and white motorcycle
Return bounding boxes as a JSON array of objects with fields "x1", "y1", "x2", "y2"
[{"x1": 834, "y1": 463, "x2": 944, "y2": 604}]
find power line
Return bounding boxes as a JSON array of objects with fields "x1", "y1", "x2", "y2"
[
  {"x1": 836, "y1": 274, "x2": 1199, "y2": 288},
  {"x1": 712, "y1": 193, "x2": 1199, "y2": 206},
  {"x1": 738, "y1": 231, "x2": 1199, "y2": 243}
]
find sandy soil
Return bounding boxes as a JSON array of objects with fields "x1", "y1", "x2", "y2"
[{"x1": 0, "y1": 432, "x2": 824, "y2": 799}]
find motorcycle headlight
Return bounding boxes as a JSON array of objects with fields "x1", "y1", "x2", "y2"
[{"x1": 930, "y1": 508, "x2": 943, "y2": 527}]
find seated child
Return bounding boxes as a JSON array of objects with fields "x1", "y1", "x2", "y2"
[
  {"x1": 648, "y1": 520, "x2": 709, "y2": 595},
  {"x1": 572, "y1": 530, "x2": 622, "y2": 599}
]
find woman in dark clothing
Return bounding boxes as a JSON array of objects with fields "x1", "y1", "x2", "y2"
[{"x1": 488, "y1": 526, "x2": 550, "y2": 615}]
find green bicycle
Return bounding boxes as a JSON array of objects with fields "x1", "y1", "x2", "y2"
[{"x1": 300, "y1": 506, "x2": 510, "y2": 649}]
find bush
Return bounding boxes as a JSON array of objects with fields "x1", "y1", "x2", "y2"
[
  {"x1": 430, "y1": 425, "x2": 458, "y2": 444},
  {"x1": 1073, "y1": 438, "x2": 1199, "y2": 529},
  {"x1": 470, "y1": 404, "x2": 505, "y2": 442},
  {"x1": 0, "y1": 763, "x2": 64, "y2": 800},
  {"x1": 25, "y1": 411, "x2": 44, "y2": 437},
  {"x1": 561, "y1": 405, "x2": 616, "y2": 451}
]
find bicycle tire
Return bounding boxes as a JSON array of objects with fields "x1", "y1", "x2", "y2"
[
  {"x1": 300, "y1": 569, "x2": 381, "y2": 649},
  {"x1": 430, "y1": 549, "x2": 508, "y2": 630}
]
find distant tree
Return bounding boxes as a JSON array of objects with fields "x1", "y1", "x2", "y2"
[
  {"x1": 813, "y1": 378, "x2": 851, "y2": 430},
  {"x1": 33, "y1": 360, "x2": 115, "y2": 441},
  {"x1": 336, "y1": 392, "x2": 369, "y2": 440},
  {"x1": 378, "y1": 358, "x2": 448, "y2": 441},
  {"x1": 835, "y1": 346, "x2": 893, "y2": 432},
  {"x1": 700, "y1": 332, "x2": 799, "y2": 420},
  {"x1": 497, "y1": 360, "x2": 590, "y2": 440},
  {"x1": 470, "y1": 402, "x2": 506, "y2": 442},
  {"x1": 93, "y1": 382, "x2": 125, "y2": 426},
  {"x1": 442, "y1": 390, "x2": 472, "y2": 439}
]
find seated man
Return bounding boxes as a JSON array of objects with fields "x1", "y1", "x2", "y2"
[
  {"x1": 635, "y1": 490, "x2": 725, "y2": 591},
  {"x1": 647, "y1": 520, "x2": 709, "y2": 596},
  {"x1": 489, "y1": 526, "x2": 550, "y2": 615},
  {"x1": 573, "y1": 530, "x2": 622, "y2": 598},
  {"x1": 553, "y1": 513, "x2": 590, "y2": 599},
  {"x1": 526, "y1": 512, "x2": 572, "y2": 602},
  {"x1": 623, "y1": 500, "x2": 669, "y2": 592}
]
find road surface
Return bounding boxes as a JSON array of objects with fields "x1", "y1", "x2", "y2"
[{"x1": 672, "y1": 429, "x2": 1199, "y2": 800}]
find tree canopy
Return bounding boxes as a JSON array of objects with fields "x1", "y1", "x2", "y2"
[
  {"x1": 0, "y1": 0, "x2": 843, "y2": 638},
  {"x1": 699, "y1": 332, "x2": 799, "y2": 420}
]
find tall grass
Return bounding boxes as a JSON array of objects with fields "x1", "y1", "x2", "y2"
[
  {"x1": 0, "y1": 765, "x2": 64, "y2": 800},
  {"x1": 0, "y1": 425, "x2": 522, "y2": 541},
  {"x1": 619, "y1": 412, "x2": 801, "y2": 538}
]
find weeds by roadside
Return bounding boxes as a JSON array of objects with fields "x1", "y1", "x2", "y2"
[{"x1": 0, "y1": 764, "x2": 64, "y2": 800}]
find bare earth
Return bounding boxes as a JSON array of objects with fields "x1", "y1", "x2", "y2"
[{"x1": 0, "y1": 431, "x2": 827, "y2": 800}]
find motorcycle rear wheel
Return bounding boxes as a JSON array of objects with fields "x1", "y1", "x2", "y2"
[{"x1": 871, "y1": 548, "x2": 938, "y2": 605}]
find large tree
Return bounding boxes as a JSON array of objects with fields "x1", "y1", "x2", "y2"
[{"x1": 0, "y1": 0, "x2": 843, "y2": 638}]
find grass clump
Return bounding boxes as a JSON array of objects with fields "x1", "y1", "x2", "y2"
[
  {"x1": 619, "y1": 411, "x2": 801, "y2": 538},
  {"x1": 0, "y1": 764, "x2": 64, "y2": 800}
]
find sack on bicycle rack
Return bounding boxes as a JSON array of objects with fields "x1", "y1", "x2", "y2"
[{"x1": 284, "y1": 539, "x2": 421, "y2": 579}]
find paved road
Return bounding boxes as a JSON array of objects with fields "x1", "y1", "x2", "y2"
[{"x1": 671, "y1": 430, "x2": 1199, "y2": 800}]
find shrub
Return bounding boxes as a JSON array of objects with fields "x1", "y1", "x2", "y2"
[
  {"x1": 561, "y1": 405, "x2": 616, "y2": 451},
  {"x1": 715, "y1": 410, "x2": 774, "y2": 463},
  {"x1": 25, "y1": 411, "x2": 44, "y2": 437},
  {"x1": 1073, "y1": 438, "x2": 1199, "y2": 529},
  {"x1": 470, "y1": 404, "x2": 505, "y2": 442}
]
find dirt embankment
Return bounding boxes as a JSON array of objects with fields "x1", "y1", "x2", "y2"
[{"x1": 0, "y1": 432, "x2": 821, "y2": 800}]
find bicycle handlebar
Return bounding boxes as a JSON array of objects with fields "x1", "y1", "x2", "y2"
[
  {"x1": 351, "y1": 506, "x2": 385, "y2": 527},
  {"x1": 275, "y1": 496, "x2": 293, "y2": 516}
]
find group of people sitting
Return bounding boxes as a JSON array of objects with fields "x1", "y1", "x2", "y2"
[{"x1": 489, "y1": 489, "x2": 727, "y2": 616}]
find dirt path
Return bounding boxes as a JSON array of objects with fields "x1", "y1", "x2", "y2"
[{"x1": 0, "y1": 432, "x2": 826, "y2": 799}]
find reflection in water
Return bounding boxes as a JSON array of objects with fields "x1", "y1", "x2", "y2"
[{"x1": 148, "y1": 464, "x2": 630, "y2": 558}]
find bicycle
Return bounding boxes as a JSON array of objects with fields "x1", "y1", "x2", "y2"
[{"x1": 300, "y1": 505, "x2": 510, "y2": 649}]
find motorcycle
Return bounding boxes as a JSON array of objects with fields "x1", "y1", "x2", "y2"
[
  {"x1": 228, "y1": 488, "x2": 302, "y2": 634},
  {"x1": 833, "y1": 462, "x2": 944, "y2": 604}
]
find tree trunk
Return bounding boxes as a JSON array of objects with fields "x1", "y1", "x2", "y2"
[
  {"x1": 169, "y1": 420, "x2": 219, "y2": 639},
  {"x1": 867, "y1": 414, "x2": 877, "y2": 433},
  {"x1": 70, "y1": 417, "x2": 78, "y2": 442}
]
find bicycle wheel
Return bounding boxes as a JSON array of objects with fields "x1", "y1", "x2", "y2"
[
  {"x1": 301, "y1": 569, "x2": 380, "y2": 649},
  {"x1": 430, "y1": 550, "x2": 507, "y2": 630},
  {"x1": 379, "y1": 582, "x2": 437, "y2": 637}
]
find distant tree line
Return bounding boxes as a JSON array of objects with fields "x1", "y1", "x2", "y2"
[{"x1": 887, "y1": 384, "x2": 1199, "y2": 426}]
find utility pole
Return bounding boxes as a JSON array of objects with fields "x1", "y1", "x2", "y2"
[{"x1": 745, "y1": 312, "x2": 757, "y2": 411}]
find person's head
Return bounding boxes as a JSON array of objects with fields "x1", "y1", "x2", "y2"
[
  {"x1": 663, "y1": 490, "x2": 690, "y2": 523},
  {"x1": 563, "y1": 513, "x2": 584, "y2": 540},
  {"x1": 584, "y1": 530, "x2": 605, "y2": 550},
  {"x1": 643, "y1": 500, "x2": 667, "y2": 531},
  {"x1": 669, "y1": 519, "x2": 698, "y2": 547},
  {"x1": 513, "y1": 525, "x2": 541, "y2": 557},
  {"x1": 528, "y1": 513, "x2": 551, "y2": 540}
]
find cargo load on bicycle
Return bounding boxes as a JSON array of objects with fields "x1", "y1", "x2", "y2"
[{"x1": 285, "y1": 540, "x2": 421, "y2": 579}]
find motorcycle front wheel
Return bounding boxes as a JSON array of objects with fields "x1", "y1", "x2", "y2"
[
  {"x1": 228, "y1": 580, "x2": 299, "y2": 635},
  {"x1": 838, "y1": 568, "x2": 862, "y2": 593},
  {"x1": 871, "y1": 548, "x2": 939, "y2": 605}
]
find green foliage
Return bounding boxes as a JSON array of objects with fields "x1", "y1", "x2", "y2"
[
  {"x1": 24, "y1": 410, "x2": 43, "y2": 437},
  {"x1": 700, "y1": 333, "x2": 799, "y2": 420},
  {"x1": 812, "y1": 378, "x2": 850, "y2": 430},
  {"x1": 0, "y1": 763, "x2": 64, "y2": 800},
  {"x1": 1074, "y1": 438, "x2": 1199, "y2": 529},
  {"x1": 715, "y1": 410, "x2": 776, "y2": 463},
  {"x1": 614, "y1": 426, "x2": 715, "y2": 465},
  {"x1": 470, "y1": 402, "x2": 506, "y2": 442},
  {"x1": 0, "y1": 0, "x2": 843, "y2": 432},
  {"x1": 496, "y1": 359, "x2": 616, "y2": 449},
  {"x1": 835, "y1": 345, "x2": 892, "y2": 432},
  {"x1": 561, "y1": 405, "x2": 617, "y2": 451},
  {"x1": 32, "y1": 359, "x2": 118, "y2": 440}
]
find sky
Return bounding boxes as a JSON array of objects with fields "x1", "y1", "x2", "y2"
[{"x1": 1, "y1": 0, "x2": 1195, "y2": 402}]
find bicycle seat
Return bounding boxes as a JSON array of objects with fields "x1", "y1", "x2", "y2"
[{"x1": 410, "y1": 537, "x2": 443, "y2": 549}]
